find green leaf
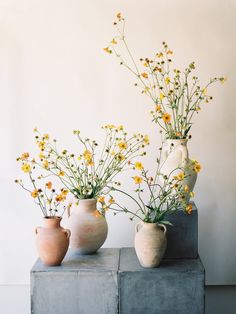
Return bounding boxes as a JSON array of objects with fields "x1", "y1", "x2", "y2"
[{"x1": 161, "y1": 220, "x2": 173, "y2": 226}]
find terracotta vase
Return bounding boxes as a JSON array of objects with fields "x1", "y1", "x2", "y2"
[
  {"x1": 35, "y1": 216, "x2": 70, "y2": 266},
  {"x1": 67, "y1": 199, "x2": 108, "y2": 254},
  {"x1": 134, "y1": 221, "x2": 167, "y2": 268},
  {"x1": 160, "y1": 139, "x2": 197, "y2": 193}
]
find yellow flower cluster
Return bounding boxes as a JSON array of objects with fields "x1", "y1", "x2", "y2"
[{"x1": 105, "y1": 14, "x2": 225, "y2": 140}]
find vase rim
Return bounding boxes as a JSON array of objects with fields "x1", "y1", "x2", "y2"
[
  {"x1": 43, "y1": 216, "x2": 62, "y2": 220},
  {"x1": 140, "y1": 221, "x2": 160, "y2": 226},
  {"x1": 79, "y1": 198, "x2": 97, "y2": 203},
  {"x1": 165, "y1": 138, "x2": 188, "y2": 142}
]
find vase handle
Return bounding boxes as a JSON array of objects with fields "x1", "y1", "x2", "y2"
[
  {"x1": 35, "y1": 227, "x2": 41, "y2": 235},
  {"x1": 158, "y1": 224, "x2": 167, "y2": 235},
  {"x1": 67, "y1": 205, "x2": 72, "y2": 218},
  {"x1": 63, "y1": 229, "x2": 71, "y2": 239},
  {"x1": 179, "y1": 144, "x2": 189, "y2": 165},
  {"x1": 135, "y1": 222, "x2": 142, "y2": 233}
]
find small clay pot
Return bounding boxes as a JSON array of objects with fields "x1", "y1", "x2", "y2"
[
  {"x1": 35, "y1": 216, "x2": 70, "y2": 266},
  {"x1": 135, "y1": 221, "x2": 167, "y2": 268}
]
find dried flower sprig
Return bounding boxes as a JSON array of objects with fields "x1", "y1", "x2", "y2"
[
  {"x1": 104, "y1": 13, "x2": 226, "y2": 139},
  {"x1": 15, "y1": 152, "x2": 70, "y2": 217},
  {"x1": 109, "y1": 141, "x2": 199, "y2": 224},
  {"x1": 33, "y1": 125, "x2": 149, "y2": 208}
]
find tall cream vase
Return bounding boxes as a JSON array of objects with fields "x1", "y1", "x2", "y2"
[
  {"x1": 134, "y1": 221, "x2": 167, "y2": 268},
  {"x1": 160, "y1": 139, "x2": 197, "y2": 192},
  {"x1": 67, "y1": 199, "x2": 108, "y2": 254}
]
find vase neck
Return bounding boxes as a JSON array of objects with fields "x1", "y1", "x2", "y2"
[
  {"x1": 141, "y1": 222, "x2": 158, "y2": 229},
  {"x1": 165, "y1": 139, "x2": 188, "y2": 147},
  {"x1": 43, "y1": 216, "x2": 61, "y2": 228},
  {"x1": 78, "y1": 199, "x2": 97, "y2": 212}
]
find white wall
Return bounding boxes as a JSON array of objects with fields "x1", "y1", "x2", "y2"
[{"x1": 0, "y1": 0, "x2": 235, "y2": 285}]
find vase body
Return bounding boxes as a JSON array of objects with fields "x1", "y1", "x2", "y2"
[
  {"x1": 161, "y1": 139, "x2": 197, "y2": 193},
  {"x1": 67, "y1": 199, "x2": 108, "y2": 254},
  {"x1": 35, "y1": 216, "x2": 70, "y2": 266},
  {"x1": 134, "y1": 222, "x2": 167, "y2": 268},
  {"x1": 161, "y1": 139, "x2": 189, "y2": 175}
]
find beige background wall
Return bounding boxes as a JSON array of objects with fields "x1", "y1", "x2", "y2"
[{"x1": 0, "y1": 0, "x2": 235, "y2": 285}]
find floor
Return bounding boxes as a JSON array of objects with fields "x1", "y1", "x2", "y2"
[{"x1": 0, "y1": 285, "x2": 235, "y2": 314}]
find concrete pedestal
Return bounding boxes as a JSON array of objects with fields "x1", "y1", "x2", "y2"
[
  {"x1": 31, "y1": 248, "x2": 119, "y2": 314},
  {"x1": 164, "y1": 202, "x2": 198, "y2": 258},
  {"x1": 119, "y1": 248, "x2": 205, "y2": 314}
]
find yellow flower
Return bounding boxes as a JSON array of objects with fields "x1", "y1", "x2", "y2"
[
  {"x1": 116, "y1": 154, "x2": 125, "y2": 161},
  {"x1": 190, "y1": 191, "x2": 195, "y2": 198},
  {"x1": 86, "y1": 159, "x2": 94, "y2": 166},
  {"x1": 108, "y1": 198, "x2": 115, "y2": 205},
  {"x1": 135, "y1": 162, "x2": 144, "y2": 170},
  {"x1": 105, "y1": 124, "x2": 115, "y2": 129},
  {"x1": 98, "y1": 196, "x2": 105, "y2": 203},
  {"x1": 165, "y1": 77, "x2": 170, "y2": 84},
  {"x1": 155, "y1": 105, "x2": 161, "y2": 112},
  {"x1": 157, "y1": 52, "x2": 163, "y2": 58},
  {"x1": 59, "y1": 170, "x2": 65, "y2": 176},
  {"x1": 77, "y1": 156, "x2": 82, "y2": 161},
  {"x1": 31, "y1": 189, "x2": 38, "y2": 198},
  {"x1": 103, "y1": 47, "x2": 112, "y2": 54},
  {"x1": 117, "y1": 125, "x2": 124, "y2": 131},
  {"x1": 203, "y1": 88, "x2": 207, "y2": 96},
  {"x1": 103, "y1": 204, "x2": 109, "y2": 211},
  {"x1": 118, "y1": 142, "x2": 127, "y2": 150},
  {"x1": 173, "y1": 183, "x2": 179, "y2": 189},
  {"x1": 220, "y1": 77, "x2": 227, "y2": 84},
  {"x1": 184, "y1": 185, "x2": 189, "y2": 192},
  {"x1": 167, "y1": 50, "x2": 173, "y2": 54},
  {"x1": 177, "y1": 172, "x2": 185, "y2": 181},
  {"x1": 194, "y1": 162, "x2": 201, "y2": 173},
  {"x1": 111, "y1": 38, "x2": 117, "y2": 44},
  {"x1": 20, "y1": 152, "x2": 29, "y2": 160},
  {"x1": 55, "y1": 194, "x2": 63, "y2": 202},
  {"x1": 21, "y1": 163, "x2": 31, "y2": 173},
  {"x1": 111, "y1": 151, "x2": 115, "y2": 156},
  {"x1": 162, "y1": 113, "x2": 171, "y2": 123},
  {"x1": 143, "y1": 135, "x2": 150, "y2": 145},
  {"x1": 116, "y1": 12, "x2": 122, "y2": 20},
  {"x1": 159, "y1": 93, "x2": 164, "y2": 100},
  {"x1": 46, "y1": 181, "x2": 52, "y2": 189},
  {"x1": 38, "y1": 141, "x2": 45, "y2": 151},
  {"x1": 133, "y1": 176, "x2": 143, "y2": 184},
  {"x1": 43, "y1": 160, "x2": 49, "y2": 169},
  {"x1": 43, "y1": 134, "x2": 49, "y2": 140},
  {"x1": 186, "y1": 204, "x2": 193, "y2": 214},
  {"x1": 83, "y1": 150, "x2": 92, "y2": 161},
  {"x1": 61, "y1": 189, "x2": 68, "y2": 196},
  {"x1": 39, "y1": 152, "x2": 45, "y2": 160},
  {"x1": 141, "y1": 72, "x2": 148, "y2": 79},
  {"x1": 33, "y1": 127, "x2": 38, "y2": 132}
]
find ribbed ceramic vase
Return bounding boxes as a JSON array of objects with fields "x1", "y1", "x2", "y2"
[
  {"x1": 67, "y1": 199, "x2": 108, "y2": 254},
  {"x1": 160, "y1": 139, "x2": 197, "y2": 192},
  {"x1": 134, "y1": 221, "x2": 167, "y2": 268},
  {"x1": 35, "y1": 216, "x2": 70, "y2": 266}
]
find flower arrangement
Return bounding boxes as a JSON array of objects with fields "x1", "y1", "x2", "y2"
[
  {"x1": 15, "y1": 153, "x2": 70, "y2": 217},
  {"x1": 108, "y1": 144, "x2": 195, "y2": 225},
  {"x1": 104, "y1": 13, "x2": 225, "y2": 139},
  {"x1": 30, "y1": 125, "x2": 149, "y2": 214}
]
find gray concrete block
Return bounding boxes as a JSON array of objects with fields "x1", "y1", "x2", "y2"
[
  {"x1": 164, "y1": 202, "x2": 198, "y2": 258},
  {"x1": 31, "y1": 248, "x2": 119, "y2": 314},
  {"x1": 119, "y1": 248, "x2": 205, "y2": 314}
]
